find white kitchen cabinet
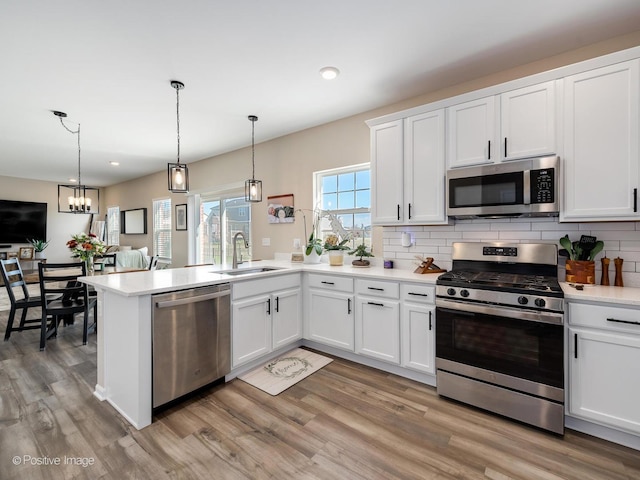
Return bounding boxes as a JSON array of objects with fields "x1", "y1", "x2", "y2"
[
  {"x1": 400, "y1": 283, "x2": 435, "y2": 374},
  {"x1": 447, "y1": 96, "x2": 497, "y2": 168},
  {"x1": 272, "y1": 287, "x2": 302, "y2": 350},
  {"x1": 369, "y1": 111, "x2": 447, "y2": 225},
  {"x1": 307, "y1": 274, "x2": 354, "y2": 351},
  {"x1": 232, "y1": 293, "x2": 271, "y2": 367},
  {"x1": 568, "y1": 301, "x2": 640, "y2": 435},
  {"x1": 355, "y1": 279, "x2": 400, "y2": 364},
  {"x1": 562, "y1": 60, "x2": 640, "y2": 221},
  {"x1": 370, "y1": 119, "x2": 404, "y2": 224},
  {"x1": 447, "y1": 81, "x2": 556, "y2": 168},
  {"x1": 232, "y1": 274, "x2": 302, "y2": 368}
]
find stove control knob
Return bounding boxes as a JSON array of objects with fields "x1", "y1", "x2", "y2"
[
  {"x1": 517, "y1": 296, "x2": 529, "y2": 305},
  {"x1": 460, "y1": 289, "x2": 470, "y2": 298},
  {"x1": 447, "y1": 288, "x2": 456, "y2": 296},
  {"x1": 535, "y1": 298, "x2": 546, "y2": 308}
]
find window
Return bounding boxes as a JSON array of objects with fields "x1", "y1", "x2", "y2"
[
  {"x1": 195, "y1": 192, "x2": 252, "y2": 265},
  {"x1": 315, "y1": 163, "x2": 371, "y2": 247},
  {"x1": 153, "y1": 198, "x2": 172, "y2": 259},
  {"x1": 106, "y1": 206, "x2": 120, "y2": 245}
]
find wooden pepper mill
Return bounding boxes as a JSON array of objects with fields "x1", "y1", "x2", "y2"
[
  {"x1": 601, "y1": 256, "x2": 610, "y2": 286},
  {"x1": 614, "y1": 257, "x2": 624, "y2": 287}
]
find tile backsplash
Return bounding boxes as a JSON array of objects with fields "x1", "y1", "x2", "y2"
[{"x1": 382, "y1": 218, "x2": 640, "y2": 287}]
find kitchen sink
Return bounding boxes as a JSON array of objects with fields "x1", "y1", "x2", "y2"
[{"x1": 215, "y1": 267, "x2": 283, "y2": 276}]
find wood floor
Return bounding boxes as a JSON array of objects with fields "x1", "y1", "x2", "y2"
[{"x1": 1, "y1": 309, "x2": 639, "y2": 479}]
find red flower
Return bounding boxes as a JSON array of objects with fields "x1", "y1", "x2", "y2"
[{"x1": 67, "y1": 240, "x2": 78, "y2": 248}]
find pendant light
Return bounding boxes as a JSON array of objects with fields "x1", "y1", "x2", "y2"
[
  {"x1": 168, "y1": 80, "x2": 189, "y2": 193},
  {"x1": 244, "y1": 115, "x2": 262, "y2": 202},
  {"x1": 54, "y1": 111, "x2": 99, "y2": 214}
]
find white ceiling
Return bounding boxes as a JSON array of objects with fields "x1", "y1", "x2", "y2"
[{"x1": 2, "y1": 0, "x2": 640, "y2": 187}]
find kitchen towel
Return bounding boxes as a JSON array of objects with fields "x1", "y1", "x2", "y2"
[{"x1": 238, "y1": 348, "x2": 332, "y2": 396}]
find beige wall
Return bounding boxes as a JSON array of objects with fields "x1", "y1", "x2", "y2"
[
  {"x1": 5, "y1": 30, "x2": 640, "y2": 266},
  {"x1": 0, "y1": 175, "x2": 98, "y2": 262}
]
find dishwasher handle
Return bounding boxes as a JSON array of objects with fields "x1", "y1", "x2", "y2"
[{"x1": 155, "y1": 289, "x2": 230, "y2": 309}]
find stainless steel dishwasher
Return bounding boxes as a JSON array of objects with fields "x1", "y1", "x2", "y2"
[{"x1": 152, "y1": 284, "x2": 231, "y2": 408}]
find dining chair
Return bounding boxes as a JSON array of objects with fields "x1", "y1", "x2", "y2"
[
  {"x1": 1, "y1": 258, "x2": 46, "y2": 342},
  {"x1": 37, "y1": 262, "x2": 97, "y2": 350}
]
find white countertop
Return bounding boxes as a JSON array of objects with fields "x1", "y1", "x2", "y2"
[
  {"x1": 80, "y1": 260, "x2": 443, "y2": 297},
  {"x1": 561, "y1": 282, "x2": 640, "y2": 307}
]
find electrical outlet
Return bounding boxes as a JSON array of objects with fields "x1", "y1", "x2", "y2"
[
  {"x1": 293, "y1": 238, "x2": 301, "y2": 248},
  {"x1": 262, "y1": 237, "x2": 270, "y2": 246}
]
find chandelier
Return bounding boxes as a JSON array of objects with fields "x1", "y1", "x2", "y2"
[
  {"x1": 54, "y1": 111, "x2": 99, "y2": 214},
  {"x1": 168, "y1": 80, "x2": 189, "y2": 193}
]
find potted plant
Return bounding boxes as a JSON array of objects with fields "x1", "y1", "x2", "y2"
[
  {"x1": 560, "y1": 234, "x2": 604, "y2": 284},
  {"x1": 349, "y1": 241, "x2": 374, "y2": 267},
  {"x1": 28, "y1": 238, "x2": 49, "y2": 259},
  {"x1": 324, "y1": 233, "x2": 350, "y2": 266}
]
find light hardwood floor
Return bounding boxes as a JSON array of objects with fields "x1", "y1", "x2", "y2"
[{"x1": 1, "y1": 309, "x2": 639, "y2": 479}]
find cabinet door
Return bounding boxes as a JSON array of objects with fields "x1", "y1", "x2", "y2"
[
  {"x1": 404, "y1": 110, "x2": 447, "y2": 224},
  {"x1": 401, "y1": 303, "x2": 435, "y2": 374},
  {"x1": 371, "y1": 120, "x2": 404, "y2": 224},
  {"x1": 447, "y1": 97, "x2": 497, "y2": 168},
  {"x1": 308, "y1": 290, "x2": 354, "y2": 351},
  {"x1": 232, "y1": 294, "x2": 271, "y2": 367},
  {"x1": 500, "y1": 81, "x2": 556, "y2": 161},
  {"x1": 272, "y1": 288, "x2": 302, "y2": 350},
  {"x1": 355, "y1": 298, "x2": 400, "y2": 364},
  {"x1": 562, "y1": 60, "x2": 640, "y2": 221},
  {"x1": 569, "y1": 328, "x2": 640, "y2": 435}
]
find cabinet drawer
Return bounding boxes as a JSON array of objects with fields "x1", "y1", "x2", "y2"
[
  {"x1": 233, "y1": 273, "x2": 300, "y2": 300},
  {"x1": 356, "y1": 279, "x2": 399, "y2": 299},
  {"x1": 307, "y1": 273, "x2": 353, "y2": 293},
  {"x1": 568, "y1": 302, "x2": 640, "y2": 334},
  {"x1": 401, "y1": 283, "x2": 435, "y2": 304}
]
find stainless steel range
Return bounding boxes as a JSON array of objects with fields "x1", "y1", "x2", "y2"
[{"x1": 435, "y1": 242, "x2": 564, "y2": 434}]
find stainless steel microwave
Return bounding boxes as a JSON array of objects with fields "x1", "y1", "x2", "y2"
[{"x1": 446, "y1": 156, "x2": 559, "y2": 218}]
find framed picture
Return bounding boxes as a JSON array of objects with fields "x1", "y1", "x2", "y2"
[
  {"x1": 120, "y1": 208, "x2": 147, "y2": 234},
  {"x1": 19, "y1": 246, "x2": 34, "y2": 260},
  {"x1": 0, "y1": 252, "x2": 6, "y2": 260},
  {"x1": 175, "y1": 204, "x2": 187, "y2": 231},
  {"x1": 267, "y1": 194, "x2": 295, "y2": 224},
  {"x1": 7, "y1": 251, "x2": 18, "y2": 259}
]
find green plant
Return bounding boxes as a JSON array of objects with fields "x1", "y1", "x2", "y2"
[
  {"x1": 559, "y1": 235, "x2": 604, "y2": 261},
  {"x1": 305, "y1": 231, "x2": 323, "y2": 256},
  {"x1": 348, "y1": 242, "x2": 374, "y2": 261},
  {"x1": 323, "y1": 233, "x2": 350, "y2": 252},
  {"x1": 27, "y1": 238, "x2": 49, "y2": 252}
]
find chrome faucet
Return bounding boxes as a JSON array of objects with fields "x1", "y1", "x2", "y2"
[{"x1": 232, "y1": 232, "x2": 249, "y2": 269}]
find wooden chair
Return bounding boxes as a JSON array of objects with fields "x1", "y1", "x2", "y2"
[
  {"x1": 38, "y1": 262, "x2": 97, "y2": 350},
  {"x1": 1, "y1": 258, "x2": 47, "y2": 342}
]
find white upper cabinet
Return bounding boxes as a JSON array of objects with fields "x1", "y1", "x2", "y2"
[
  {"x1": 370, "y1": 112, "x2": 447, "y2": 225},
  {"x1": 447, "y1": 96, "x2": 497, "y2": 168},
  {"x1": 500, "y1": 81, "x2": 556, "y2": 160},
  {"x1": 447, "y1": 81, "x2": 556, "y2": 168},
  {"x1": 561, "y1": 60, "x2": 640, "y2": 221},
  {"x1": 404, "y1": 111, "x2": 446, "y2": 224},
  {"x1": 370, "y1": 120, "x2": 404, "y2": 224}
]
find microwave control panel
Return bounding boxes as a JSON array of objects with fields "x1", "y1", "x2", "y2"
[{"x1": 530, "y1": 168, "x2": 555, "y2": 204}]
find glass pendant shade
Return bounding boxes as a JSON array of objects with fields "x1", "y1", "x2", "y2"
[
  {"x1": 245, "y1": 179, "x2": 262, "y2": 203},
  {"x1": 58, "y1": 184, "x2": 99, "y2": 214},
  {"x1": 244, "y1": 114, "x2": 262, "y2": 203},
  {"x1": 168, "y1": 162, "x2": 189, "y2": 193}
]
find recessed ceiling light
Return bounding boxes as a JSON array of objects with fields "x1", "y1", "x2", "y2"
[
  {"x1": 109, "y1": 161, "x2": 120, "y2": 166},
  {"x1": 320, "y1": 66, "x2": 340, "y2": 80},
  {"x1": 69, "y1": 178, "x2": 77, "y2": 183}
]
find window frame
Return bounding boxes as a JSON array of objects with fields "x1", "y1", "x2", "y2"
[{"x1": 152, "y1": 197, "x2": 172, "y2": 260}]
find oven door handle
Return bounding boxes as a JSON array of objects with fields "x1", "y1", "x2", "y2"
[{"x1": 436, "y1": 298, "x2": 563, "y2": 325}]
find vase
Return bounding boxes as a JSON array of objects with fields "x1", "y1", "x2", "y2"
[
  {"x1": 304, "y1": 249, "x2": 321, "y2": 264},
  {"x1": 565, "y1": 259, "x2": 595, "y2": 284},
  {"x1": 35, "y1": 251, "x2": 46, "y2": 260},
  {"x1": 328, "y1": 250, "x2": 344, "y2": 266},
  {"x1": 85, "y1": 256, "x2": 95, "y2": 275}
]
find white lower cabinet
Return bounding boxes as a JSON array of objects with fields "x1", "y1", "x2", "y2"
[
  {"x1": 307, "y1": 274, "x2": 354, "y2": 351},
  {"x1": 400, "y1": 283, "x2": 435, "y2": 374},
  {"x1": 232, "y1": 274, "x2": 302, "y2": 368},
  {"x1": 568, "y1": 301, "x2": 640, "y2": 435}
]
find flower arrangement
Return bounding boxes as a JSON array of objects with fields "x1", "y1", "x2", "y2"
[{"x1": 67, "y1": 232, "x2": 106, "y2": 261}]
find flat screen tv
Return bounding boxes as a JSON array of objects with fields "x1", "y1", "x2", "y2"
[{"x1": 0, "y1": 199, "x2": 47, "y2": 244}]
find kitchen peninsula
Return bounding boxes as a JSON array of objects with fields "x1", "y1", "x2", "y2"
[{"x1": 81, "y1": 261, "x2": 441, "y2": 430}]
